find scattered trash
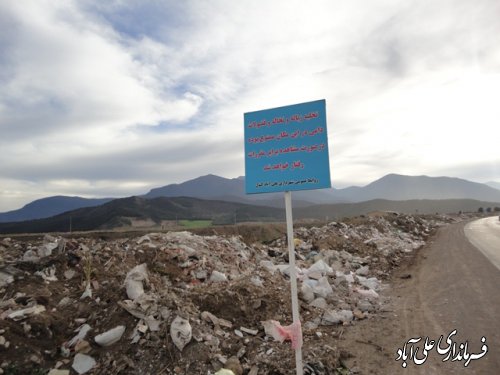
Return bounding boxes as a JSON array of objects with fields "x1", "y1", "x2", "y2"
[
  {"x1": 170, "y1": 315, "x2": 192, "y2": 351},
  {"x1": 7, "y1": 305, "x2": 46, "y2": 321},
  {"x1": 94, "y1": 325, "x2": 125, "y2": 347},
  {"x1": 262, "y1": 320, "x2": 303, "y2": 349},
  {"x1": 125, "y1": 263, "x2": 148, "y2": 300},
  {"x1": 0, "y1": 213, "x2": 456, "y2": 373}
]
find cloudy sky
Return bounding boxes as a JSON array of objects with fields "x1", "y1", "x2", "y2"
[{"x1": 1, "y1": 0, "x2": 499, "y2": 212}]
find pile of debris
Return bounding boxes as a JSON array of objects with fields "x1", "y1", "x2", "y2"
[{"x1": 0, "y1": 213, "x2": 455, "y2": 374}]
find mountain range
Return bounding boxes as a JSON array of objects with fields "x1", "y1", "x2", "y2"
[{"x1": 1, "y1": 173, "x2": 500, "y2": 224}]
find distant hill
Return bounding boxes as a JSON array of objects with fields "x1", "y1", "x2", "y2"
[
  {"x1": 144, "y1": 173, "x2": 500, "y2": 203},
  {"x1": 486, "y1": 181, "x2": 500, "y2": 190},
  {"x1": 3, "y1": 173, "x2": 500, "y2": 224},
  {"x1": 1, "y1": 196, "x2": 498, "y2": 234},
  {"x1": 333, "y1": 174, "x2": 500, "y2": 202},
  {"x1": 0, "y1": 196, "x2": 285, "y2": 234},
  {"x1": 0, "y1": 196, "x2": 113, "y2": 223}
]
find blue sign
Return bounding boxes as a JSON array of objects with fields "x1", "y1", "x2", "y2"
[{"x1": 244, "y1": 99, "x2": 331, "y2": 194}]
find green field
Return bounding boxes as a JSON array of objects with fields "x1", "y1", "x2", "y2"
[{"x1": 179, "y1": 220, "x2": 212, "y2": 228}]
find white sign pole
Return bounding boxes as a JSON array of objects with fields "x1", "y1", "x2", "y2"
[{"x1": 284, "y1": 190, "x2": 303, "y2": 375}]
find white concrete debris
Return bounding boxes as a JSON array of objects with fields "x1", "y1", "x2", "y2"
[
  {"x1": 94, "y1": 325, "x2": 126, "y2": 347},
  {"x1": 72, "y1": 353, "x2": 96, "y2": 374},
  {"x1": 0, "y1": 271, "x2": 14, "y2": 287},
  {"x1": 209, "y1": 270, "x2": 228, "y2": 282}
]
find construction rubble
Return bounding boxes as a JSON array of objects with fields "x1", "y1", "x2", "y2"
[{"x1": 0, "y1": 213, "x2": 457, "y2": 374}]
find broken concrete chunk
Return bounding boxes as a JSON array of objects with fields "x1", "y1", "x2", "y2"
[
  {"x1": 359, "y1": 277, "x2": 380, "y2": 291},
  {"x1": 145, "y1": 316, "x2": 161, "y2": 332},
  {"x1": 72, "y1": 353, "x2": 96, "y2": 374},
  {"x1": 22, "y1": 249, "x2": 40, "y2": 263},
  {"x1": 170, "y1": 316, "x2": 192, "y2": 351},
  {"x1": 312, "y1": 276, "x2": 333, "y2": 298},
  {"x1": 48, "y1": 370, "x2": 70, "y2": 375},
  {"x1": 94, "y1": 325, "x2": 125, "y2": 346},
  {"x1": 307, "y1": 259, "x2": 333, "y2": 276},
  {"x1": 355, "y1": 287, "x2": 379, "y2": 300},
  {"x1": 309, "y1": 297, "x2": 328, "y2": 310},
  {"x1": 38, "y1": 242, "x2": 58, "y2": 258},
  {"x1": 357, "y1": 300, "x2": 375, "y2": 312},
  {"x1": 321, "y1": 309, "x2": 353, "y2": 325},
  {"x1": 209, "y1": 270, "x2": 227, "y2": 282},
  {"x1": 259, "y1": 260, "x2": 276, "y2": 274},
  {"x1": 300, "y1": 283, "x2": 315, "y2": 303},
  {"x1": 215, "y1": 369, "x2": 235, "y2": 375},
  {"x1": 0, "y1": 271, "x2": 14, "y2": 287},
  {"x1": 356, "y1": 265, "x2": 369, "y2": 276}
]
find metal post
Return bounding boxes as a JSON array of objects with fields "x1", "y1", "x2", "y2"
[{"x1": 284, "y1": 191, "x2": 303, "y2": 375}]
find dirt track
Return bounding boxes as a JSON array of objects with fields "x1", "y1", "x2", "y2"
[{"x1": 340, "y1": 219, "x2": 500, "y2": 374}]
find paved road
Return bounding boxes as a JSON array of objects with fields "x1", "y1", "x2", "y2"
[
  {"x1": 464, "y1": 216, "x2": 500, "y2": 270},
  {"x1": 341, "y1": 219, "x2": 500, "y2": 374}
]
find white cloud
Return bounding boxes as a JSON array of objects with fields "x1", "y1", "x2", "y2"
[{"x1": 1, "y1": 0, "x2": 500, "y2": 211}]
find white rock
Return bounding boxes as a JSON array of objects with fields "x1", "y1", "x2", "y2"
[
  {"x1": 38, "y1": 242, "x2": 58, "y2": 258},
  {"x1": 209, "y1": 270, "x2": 227, "y2": 282},
  {"x1": 356, "y1": 266, "x2": 369, "y2": 276},
  {"x1": 307, "y1": 259, "x2": 333, "y2": 275},
  {"x1": 170, "y1": 316, "x2": 192, "y2": 351},
  {"x1": 309, "y1": 297, "x2": 328, "y2": 310},
  {"x1": 0, "y1": 271, "x2": 14, "y2": 287},
  {"x1": 336, "y1": 271, "x2": 355, "y2": 284},
  {"x1": 300, "y1": 283, "x2": 315, "y2": 303},
  {"x1": 234, "y1": 329, "x2": 244, "y2": 338},
  {"x1": 145, "y1": 316, "x2": 161, "y2": 332},
  {"x1": 48, "y1": 370, "x2": 70, "y2": 375},
  {"x1": 312, "y1": 276, "x2": 333, "y2": 298},
  {"x1": 355, "y1": 287, "x2": 379, "y2": 300},
  {"x1": 72, "y1": 353, "x2": 96, "y2": 374},
  {"x1": 321, "y1": 309, "x2": 353, "y2": 325},
  {"x1": 251, "y1": 276, "x2": 264, "y2": 287},
  {"x1": 275, "y1": 264, "x2": 303, "y2": 277},
  {"x1": 94, "y1": 325, "x2": 125, "y2": 347},
  {"x1": 357, "y1": 300, "x2": 375, "y2": 312},
  {"x1": 22, "y1": 249, "x2": 40, "y2": 263},
  {"x1": 259, "y1": 260, "x2": 276, "y2": 274},
  {"x1": 359, "y1": 277, "x2": 380, "y2": 291}
]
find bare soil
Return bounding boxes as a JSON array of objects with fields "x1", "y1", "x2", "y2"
[{"x1": 339, "y1": 221, "x2": 500, "y2": 375}]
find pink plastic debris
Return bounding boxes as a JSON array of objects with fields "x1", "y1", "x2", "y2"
[{"x1": 262, "y1": 320, "x2": 303, "y2": 349}]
